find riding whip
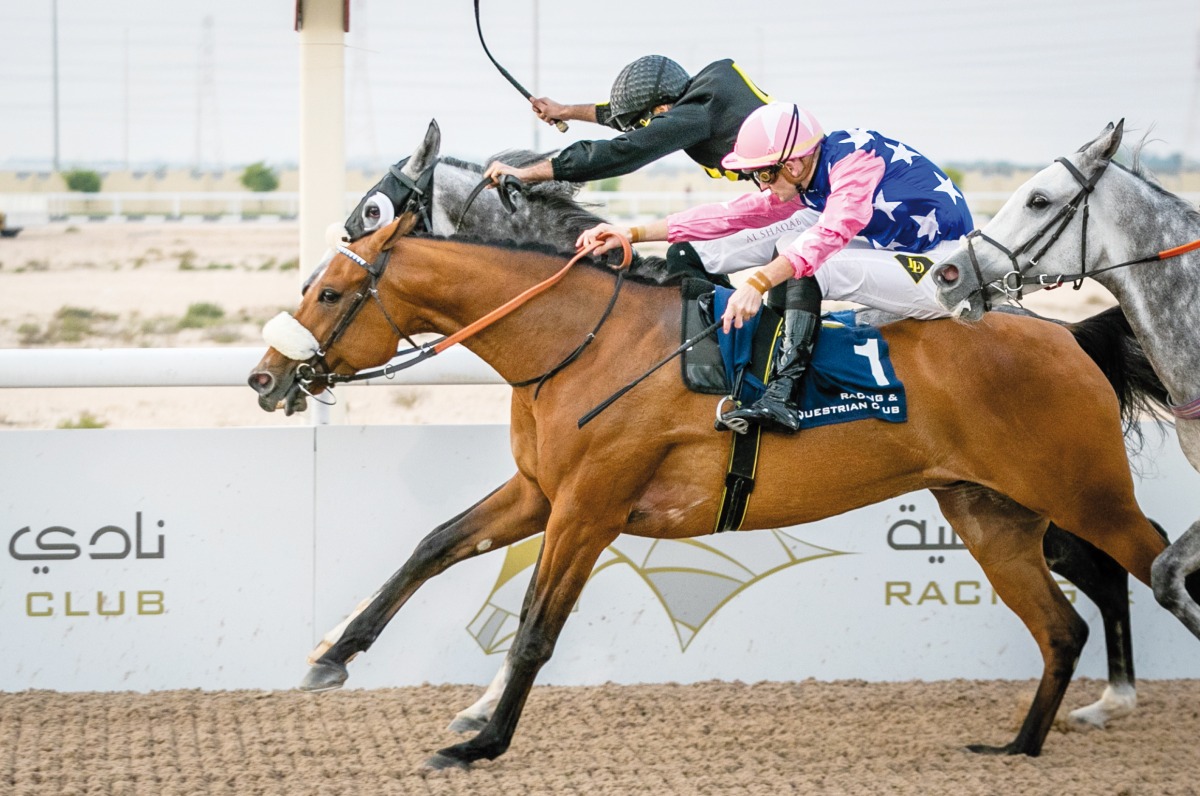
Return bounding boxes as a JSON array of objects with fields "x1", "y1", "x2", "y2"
[
  {"x1": 578, "y1": 320, "x2": 721, "y2": 428},
  {"x1": 473, "y1": 0, "x2": 569, "y2": 132}
]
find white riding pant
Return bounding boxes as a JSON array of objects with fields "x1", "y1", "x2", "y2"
[{"x1": 689, "y1": 208, "x2": 960, "y2": 320}]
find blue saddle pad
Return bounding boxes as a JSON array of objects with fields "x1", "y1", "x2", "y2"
[
  {"x1": 796, "y1": 309, "x2": 906, "y2": 429},
  {"x1": 713, "y1": 290, "x2": 906, "y2": 429}
]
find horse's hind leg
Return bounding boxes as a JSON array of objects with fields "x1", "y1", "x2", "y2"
[
  {"x1": 448, "y1": 539, "x2": 543, "y2": 733},
  {"x1": 1043, "y1": 524, "x2": 1137, "y2": 728},
  {"x1": 934, "y1": 484, "x2": 1087, "y2": 756},
  {"x1": 1152, "y1": 520, "x2": 1200, "y2": 639},
  {"x1": 301, "y1": 473, "x2": 550, "y2": 692}
]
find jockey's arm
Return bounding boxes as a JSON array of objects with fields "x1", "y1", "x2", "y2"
[
  {"x1": 531, "y1": 98, "x2": 598, "y2": 124},
  {"x1": 482, "y1": 159, "x2": 555, "y2": 188}
]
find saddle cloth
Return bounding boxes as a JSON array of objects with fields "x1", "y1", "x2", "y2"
[{"x1": 680, "y1": 280, "x2": 907, "y2": 429}]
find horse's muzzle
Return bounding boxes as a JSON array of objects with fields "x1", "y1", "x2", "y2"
[
  {"x1": 931, "y1": 258, "x2": 985, "y2": 321},
  {"x1": 248, "y1": 365, "x2": 309, "y2": 415}
]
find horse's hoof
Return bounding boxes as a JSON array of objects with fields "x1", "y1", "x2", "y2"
[
  {"x1": 298, "y1": 661, "x2": 348, "y2": 692},
  {"x1": 447, "y1": 714, "x2": 488, "y2": 734},
  {"x1": 1066, "y1": 705, "x2": 1109, "y2": 730},
  {"x1": 423, "y1": 752, "x2": 470, "y2": 771},
  {"x1": 1067, "y1": 685, "x2": 1134, "y2": 730}
]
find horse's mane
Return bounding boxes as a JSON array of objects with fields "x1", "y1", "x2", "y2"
[
  {"x1": 1117, "y1": 134, "x2": 1200, "y2": 222},
  {"x1": 440, "y1": 151, "x2": 614, "y2": 235},
  {"x1": 411, "y1": 232, "x2": 683, "y2": 288},
  {"x1": 436, "y1": 151, "x2": 712, "y2": 288}
]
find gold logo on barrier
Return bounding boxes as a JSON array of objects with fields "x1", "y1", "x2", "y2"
[{"x1": 467, "y1": 532, "x2": 849, "y2": 653}]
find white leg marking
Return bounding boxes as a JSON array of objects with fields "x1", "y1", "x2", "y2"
[
  {"x1": 306, "y1": 591, "x2": 379, "y2": 665},
  {"x1": 1067, "y1": 683, "x2": 1137, "y2": 729},
  {"x1": 449, "y1": 657, "x2": 511, "y2": 732}
]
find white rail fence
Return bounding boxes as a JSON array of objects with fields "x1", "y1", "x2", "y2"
[{"x1": 0, "y1": 346, "x2": 502, "y2": 389}]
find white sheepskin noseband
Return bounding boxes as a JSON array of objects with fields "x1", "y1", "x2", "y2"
[{"x1": 262, "y1": 312, "x2": 321, "y2": 361}]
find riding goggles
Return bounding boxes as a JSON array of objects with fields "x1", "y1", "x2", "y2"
[
  {"x1": 747, "y1": 165, "x2": 783, "y2": 187},
  {"x1": 613, "y1": 109, "x2": 655, "y2": 133}
]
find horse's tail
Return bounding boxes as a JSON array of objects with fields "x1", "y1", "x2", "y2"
[{"x1": 1068, "y1": 305, "x2": 1170, "y2": 448}]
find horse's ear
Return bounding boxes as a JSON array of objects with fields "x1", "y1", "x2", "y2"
[
  {"x1": 1081, "y1": 119, "x2": 1124, "y2": 165},
  {"x1": 380, "y1": 213, "x2": 419, "y2": 250},
  {"x1": 402, "y1": 119, "x2": 441, "y2": 178}
]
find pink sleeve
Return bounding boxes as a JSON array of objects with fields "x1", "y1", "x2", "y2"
[
  {"x1": 780, "y1": 150, "x2": 886, "y2": 278},
  {"x1": 665, "y1": 190, "x2": 805, "y2": 243}
]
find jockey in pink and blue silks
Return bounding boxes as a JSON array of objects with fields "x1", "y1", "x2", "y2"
[{"x1": 579, "y1": 102, "x2": 973, "y2": 433}]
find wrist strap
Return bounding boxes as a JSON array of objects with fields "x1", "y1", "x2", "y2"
[{"x1": 747, "y1": 271, "x2": 773, "y2": 294}]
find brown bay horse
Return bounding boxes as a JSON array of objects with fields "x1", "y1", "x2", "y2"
[{"x1": 249, "y1": 214, "x2": 1178, "y2": 768}]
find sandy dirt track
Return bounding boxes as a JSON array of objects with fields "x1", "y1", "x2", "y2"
[{"x1": 4, "y1": 679, "x2": 1200, "y2": 795}]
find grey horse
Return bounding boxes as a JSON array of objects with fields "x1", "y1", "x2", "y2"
[
  {"x1": 931, "y1": 119, "x2": 1200, "y2": 659},
  {"x1": 305, "y1": 119, "x2": 1168, "y2": 731}
]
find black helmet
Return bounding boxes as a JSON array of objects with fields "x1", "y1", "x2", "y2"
[{"x1": 609, "y1": 55, "x2": 690, "y2": 131}]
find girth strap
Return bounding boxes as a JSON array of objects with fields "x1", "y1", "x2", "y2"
[{"x1": 714, "y1": 425, "x2": 763, "y2": 532}]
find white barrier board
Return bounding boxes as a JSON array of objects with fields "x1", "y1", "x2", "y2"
[{"x1": 2, "y1": 424, "x2": 1198, "y2": 692}]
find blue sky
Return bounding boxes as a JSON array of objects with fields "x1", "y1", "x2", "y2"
[{"x1": 2, "y1": 0, "x2": 1198, "y2": 171}]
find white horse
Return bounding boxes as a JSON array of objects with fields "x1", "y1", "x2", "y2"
[{"x1": 932, "y1": 119, "x2": 1200, "y2": 647}]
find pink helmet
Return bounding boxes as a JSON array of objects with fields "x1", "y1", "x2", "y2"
[{"x1": 721, "y1": 102, "x2": 824, "y2": 171}]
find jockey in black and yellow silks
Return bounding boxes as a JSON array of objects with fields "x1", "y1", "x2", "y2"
[{"x1": 483, "y1": 56, "x2": 773, "y2": 187}]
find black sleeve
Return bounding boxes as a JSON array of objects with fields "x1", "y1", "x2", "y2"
[{"x1": 550, "y1": 104, "x2": 713, "y2": 182}]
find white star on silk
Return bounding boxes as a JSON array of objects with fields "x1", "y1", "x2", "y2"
[
  {"x1": 871, "y1": 239, "x2": 904, "y2": 251},
  {"x1": 911, "y1": 209, "x2": 941, "y2": 242},
  {"x1": 933, "y1": 173, "x2": 963, "y2": 204},
  {"x1": 873, "y1": 190, "x2": 902, "y2": 221},
  {"x1": 838, "y1": 128, "x2": 875, "y2": 150},
  {"x1": 884, "y1": 141, "x2": 921, "y2": 165}
]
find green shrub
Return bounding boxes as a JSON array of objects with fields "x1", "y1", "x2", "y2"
[
  {"x1": 52, "y1": 306, "x2": 117, "y2": 342},
  {"x1": 62, "y1": 169, "x2": 102, "y2": 193},
  {"x1": 58, "y1": 412, "x2": 107, "y2": 429},
  {"x1": 178, "y1": 302, "x2": 225, "y2": 329},
  {"x1": 18, "y1": 322, "x2": 42, "y2": 345},
  {"x1": 240, "y1": 161, "x2": 279, "y2": 192}
]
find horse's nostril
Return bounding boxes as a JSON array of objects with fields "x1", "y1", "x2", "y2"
[
  {"x1": 249, "y1": 371, "x2": 274, "y2": 394},
  {"x1": 937, "y1": 264, "x2": 960, "y2": 285}
]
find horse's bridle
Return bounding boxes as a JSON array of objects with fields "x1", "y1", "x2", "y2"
[
  {"x1": 293, "y1": 233, "x2": 633, "y2": 402},
  {"x1": 348, "y1": 157, "x2": 438, "y2": 243},
  {"x1": 293, "y1": 244, "x2": 420, "y2": 400},
  {"x1": 963, "y1": 156, "x2": 1108, "y2": 310}
]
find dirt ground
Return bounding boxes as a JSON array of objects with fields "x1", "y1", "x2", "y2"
[
  {"x1": 4, "y1": 678, "x2": 1200, "y2": 795},
  {"x1": 0, "y1": 222, "x2": 1120, "y2": 430}
]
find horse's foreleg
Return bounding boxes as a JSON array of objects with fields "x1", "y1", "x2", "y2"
[
  {"x1": 425, "y1": 518, "x2": 620, "y2": 769},
  {"x1": 301, "y1": 474, "x2": 550, "y2": 692},
  {"x1": 1042, "y1": 524, "x2": 1136, "y2": 728},
  {"x1": 935, "y1": 485, "x2": 1087, "y2": 756}
]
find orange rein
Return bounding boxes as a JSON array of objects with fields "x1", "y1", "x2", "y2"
[
  {"x1": 429, "y1": 232, "x2": 633, "y2": 355},
  {"x1": 1159, "y1": 238, "x2": 1200, "y2": 261}
]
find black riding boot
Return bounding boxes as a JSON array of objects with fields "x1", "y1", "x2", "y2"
[{"x1": 724, "y1": 276, "x2": 821, "y2": 433}]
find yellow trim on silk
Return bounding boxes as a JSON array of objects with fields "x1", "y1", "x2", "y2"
[
  {"x1": 700, "y1": 63, "x2": 774, "y2": 180},
  {"x1": 703, "y1": 165, "x2": 742, "y2": 181},
  {"x1": 730, "y1": 62, "x2": 774, "y2": 104}
]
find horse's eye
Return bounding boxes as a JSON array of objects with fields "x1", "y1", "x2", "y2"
[
  {"x1": 1027, "y1": 193, "x2": 1050, "y2": 210},
  {"x1": 319, "y1": 288, "x2": 341, "y2": 304},
  {"x1": 365, "y1": 205, "x2": 380, "y2": 221}
]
